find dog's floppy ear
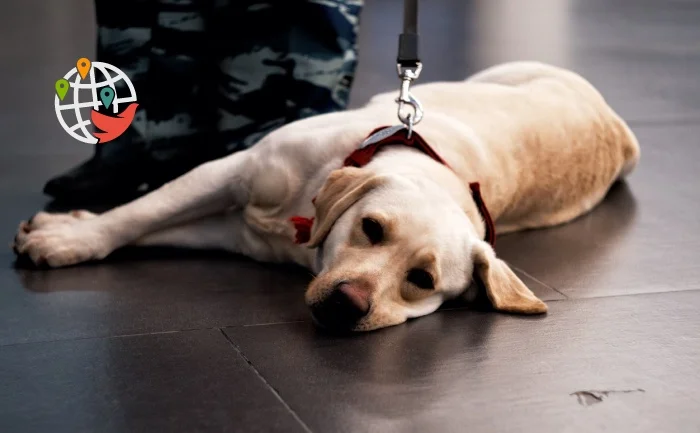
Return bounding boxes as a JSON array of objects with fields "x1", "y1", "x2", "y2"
[
  {"x1": 471, "y1": 240, "x2": 548, "y2": 314},
  {"x1": 307, "y1": 167, "x2": 386, "y2": 247}
]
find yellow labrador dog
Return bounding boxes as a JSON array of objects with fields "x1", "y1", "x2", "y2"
[{"x1": 13, "y1": 62, "x2": 639, "y2": 331}]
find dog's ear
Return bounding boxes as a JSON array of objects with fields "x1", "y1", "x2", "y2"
[
  {"x1": 307, "y1": 167, "x2": 386, "y2": 248},
  {"x1": 471, "y1": 240, "x2": 548, "y2": 314}
]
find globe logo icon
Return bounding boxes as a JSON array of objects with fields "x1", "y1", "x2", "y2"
[{"x1": 54, "y1": 58, "x2": 138, "y2": 144}]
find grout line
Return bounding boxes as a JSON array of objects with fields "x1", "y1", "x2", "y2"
[
  {"x1": 544, "y1": 288, "x2": 700, "y2": 303},
  {"x1": 0, "y1": 321, "x2": 309, "y2": 349},
  {"x1": 242, "y1": 320, "x2": 307, "y2": 328},
  {"x1": 218, "y1": 329, "x2": 314, "y2": 433},
  {"x1": 0, "y1": 326, "x2": 219, "y2": 349},
  {"x1": 512, "y1": 265, "x2": 569, "y2": 299},
  {"x1": 0, "y1": 322, "x2": 293, "y2": 349},
  {"x1": 0, "y1": 320, "x2": 311, "y2": 349}
]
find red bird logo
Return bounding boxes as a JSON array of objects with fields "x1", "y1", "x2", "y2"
[{"x1": 90, "y1": 103, "x2": 139, "y2": 143}]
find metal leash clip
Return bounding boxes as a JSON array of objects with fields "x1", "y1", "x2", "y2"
[
  {"x1": 396, "y1": 62, "x2": 423, "y2": 138},
  {"x1": 395, "y1": 0, "x2": 422, "y2": 138}
]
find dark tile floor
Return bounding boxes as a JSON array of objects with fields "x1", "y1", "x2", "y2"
[{"x1": 1, "y1": 0, "x2": 699, "y2": 432}]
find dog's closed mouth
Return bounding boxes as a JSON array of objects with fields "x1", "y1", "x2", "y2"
[{"x1": 310, "y1": 311, "x2": 364, "y2": 335}]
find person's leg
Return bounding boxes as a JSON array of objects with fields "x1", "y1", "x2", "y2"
[
  {"x1": 45, "y1": 0, "x2": 364, "y2": 202},
  {"x1": 143, "y1": 0, "x2": 217, "y2": 167},
  {"x1": 45, "y1": 0, "x2": 215, "y2": 202},
  {"x1": 212, "y1": 0, "x2": 363, "y2": 154}
]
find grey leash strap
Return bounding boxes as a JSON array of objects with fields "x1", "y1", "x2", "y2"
[{"x1": 396, "y1": 0, "x2": 423, "y2": 137}]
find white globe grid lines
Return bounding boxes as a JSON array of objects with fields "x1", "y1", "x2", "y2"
[{"x1": 54, "y1": 62, "x2": 137, "y2": 144}]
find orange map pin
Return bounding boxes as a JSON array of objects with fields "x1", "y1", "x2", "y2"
[{"x1": 76, "y1": 58, "x2": 91, "y2": 79}]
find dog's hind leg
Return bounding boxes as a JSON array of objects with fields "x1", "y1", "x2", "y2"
[{"x1": 13, "y1": 151, "x2": 256, "y2": 268}]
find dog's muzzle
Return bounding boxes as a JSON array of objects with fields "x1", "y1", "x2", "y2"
[{"x1": 310, "y1": 281, "x2": 371, "y2": 331}]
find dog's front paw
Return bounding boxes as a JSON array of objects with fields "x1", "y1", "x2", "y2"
[
  {"x1": 26, "y1": 210, "x2": 96, "y2": 229},
  {"x1": 12, "y1": 211, "x2": 108, "y2": 268}
]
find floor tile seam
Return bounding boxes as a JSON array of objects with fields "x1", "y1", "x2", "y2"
[
  {"x1": 0, "y1": 326, "x2": 229, "y2": 349},
  {"x1": 242, "y1": 320, "x2": 307, "y2": 328},
  {"x1": 439, "y1": 288, "x2": 700, "y2": 312},
  {"x1": 551, "y1": 286, "x2": 700, "y2": 302},
  {"x1": 0, "y1": 318, "x2": 315, "y2": 349},
  {"x1": 510, "y1": 265, "x2": 569, "y2": 299},
  {"x1": 217, "y1": 328, "x2": 314, "y2": 433}
]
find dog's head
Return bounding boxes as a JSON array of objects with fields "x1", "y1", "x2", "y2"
[{"x1": 305, "y1": 166, "x2": 547, "y2": 332}]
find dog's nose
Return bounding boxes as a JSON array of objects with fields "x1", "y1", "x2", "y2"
[{"x1": 311, "y1": 281, "x2": 371, "y2": 331}]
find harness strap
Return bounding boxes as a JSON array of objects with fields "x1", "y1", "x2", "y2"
[{"x1": 290, "y1": 126, "x2": 496, "y2": 248}]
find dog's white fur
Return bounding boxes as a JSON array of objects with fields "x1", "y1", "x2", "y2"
[{"x1": 14, "y1": 62, "x2": 639, "y2": 331}]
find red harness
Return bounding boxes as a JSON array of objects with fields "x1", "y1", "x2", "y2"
[{"x1": 290, "y1": 126, "x2": 496, "y2": 247}]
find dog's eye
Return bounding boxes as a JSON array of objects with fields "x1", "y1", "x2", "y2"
[
  {"x1": 407, "y1": 268, "x2": 434, "y2": 290},
  {"x1": 361, "y1": 218, "x2": 383, "y2": 244}
]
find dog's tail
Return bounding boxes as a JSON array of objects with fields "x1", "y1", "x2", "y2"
[{"x1": 617, "y1": 120, "x2": 641, "y2": 179}]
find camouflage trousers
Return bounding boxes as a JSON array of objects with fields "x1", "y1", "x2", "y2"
[{"x1": 94, "y1": 0, "x2": 363, "y2": 163}]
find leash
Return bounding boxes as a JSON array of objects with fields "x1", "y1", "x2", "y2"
[{"x1": 396, "y1": 0, "x2": 423, "y2": 138}]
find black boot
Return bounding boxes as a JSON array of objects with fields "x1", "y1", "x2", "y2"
[{"x1": 43, "y1": 131, "x2": 214, "y2": 204}]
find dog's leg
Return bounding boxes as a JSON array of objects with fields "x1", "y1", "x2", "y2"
[
  {"x1": 129, "y1": 214, "x2": 240, "y2": 250},
  {"x1": 119, "y1": 209, "x2": 305, "y2": 270},
  {"x1": 132, "y1": 211, "x2": 254, "y2": 252},
  {"x1": 14, "y1": 153, "x2": 255, "y2": 268}
]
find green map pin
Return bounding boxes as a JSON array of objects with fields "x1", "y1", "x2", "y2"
[
  {"x1": 99, "y1": 87, "x2": 115, "y2": 110},
  {"x1": 55, "y1": 78, "x2": 69, "y2": 101}
]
